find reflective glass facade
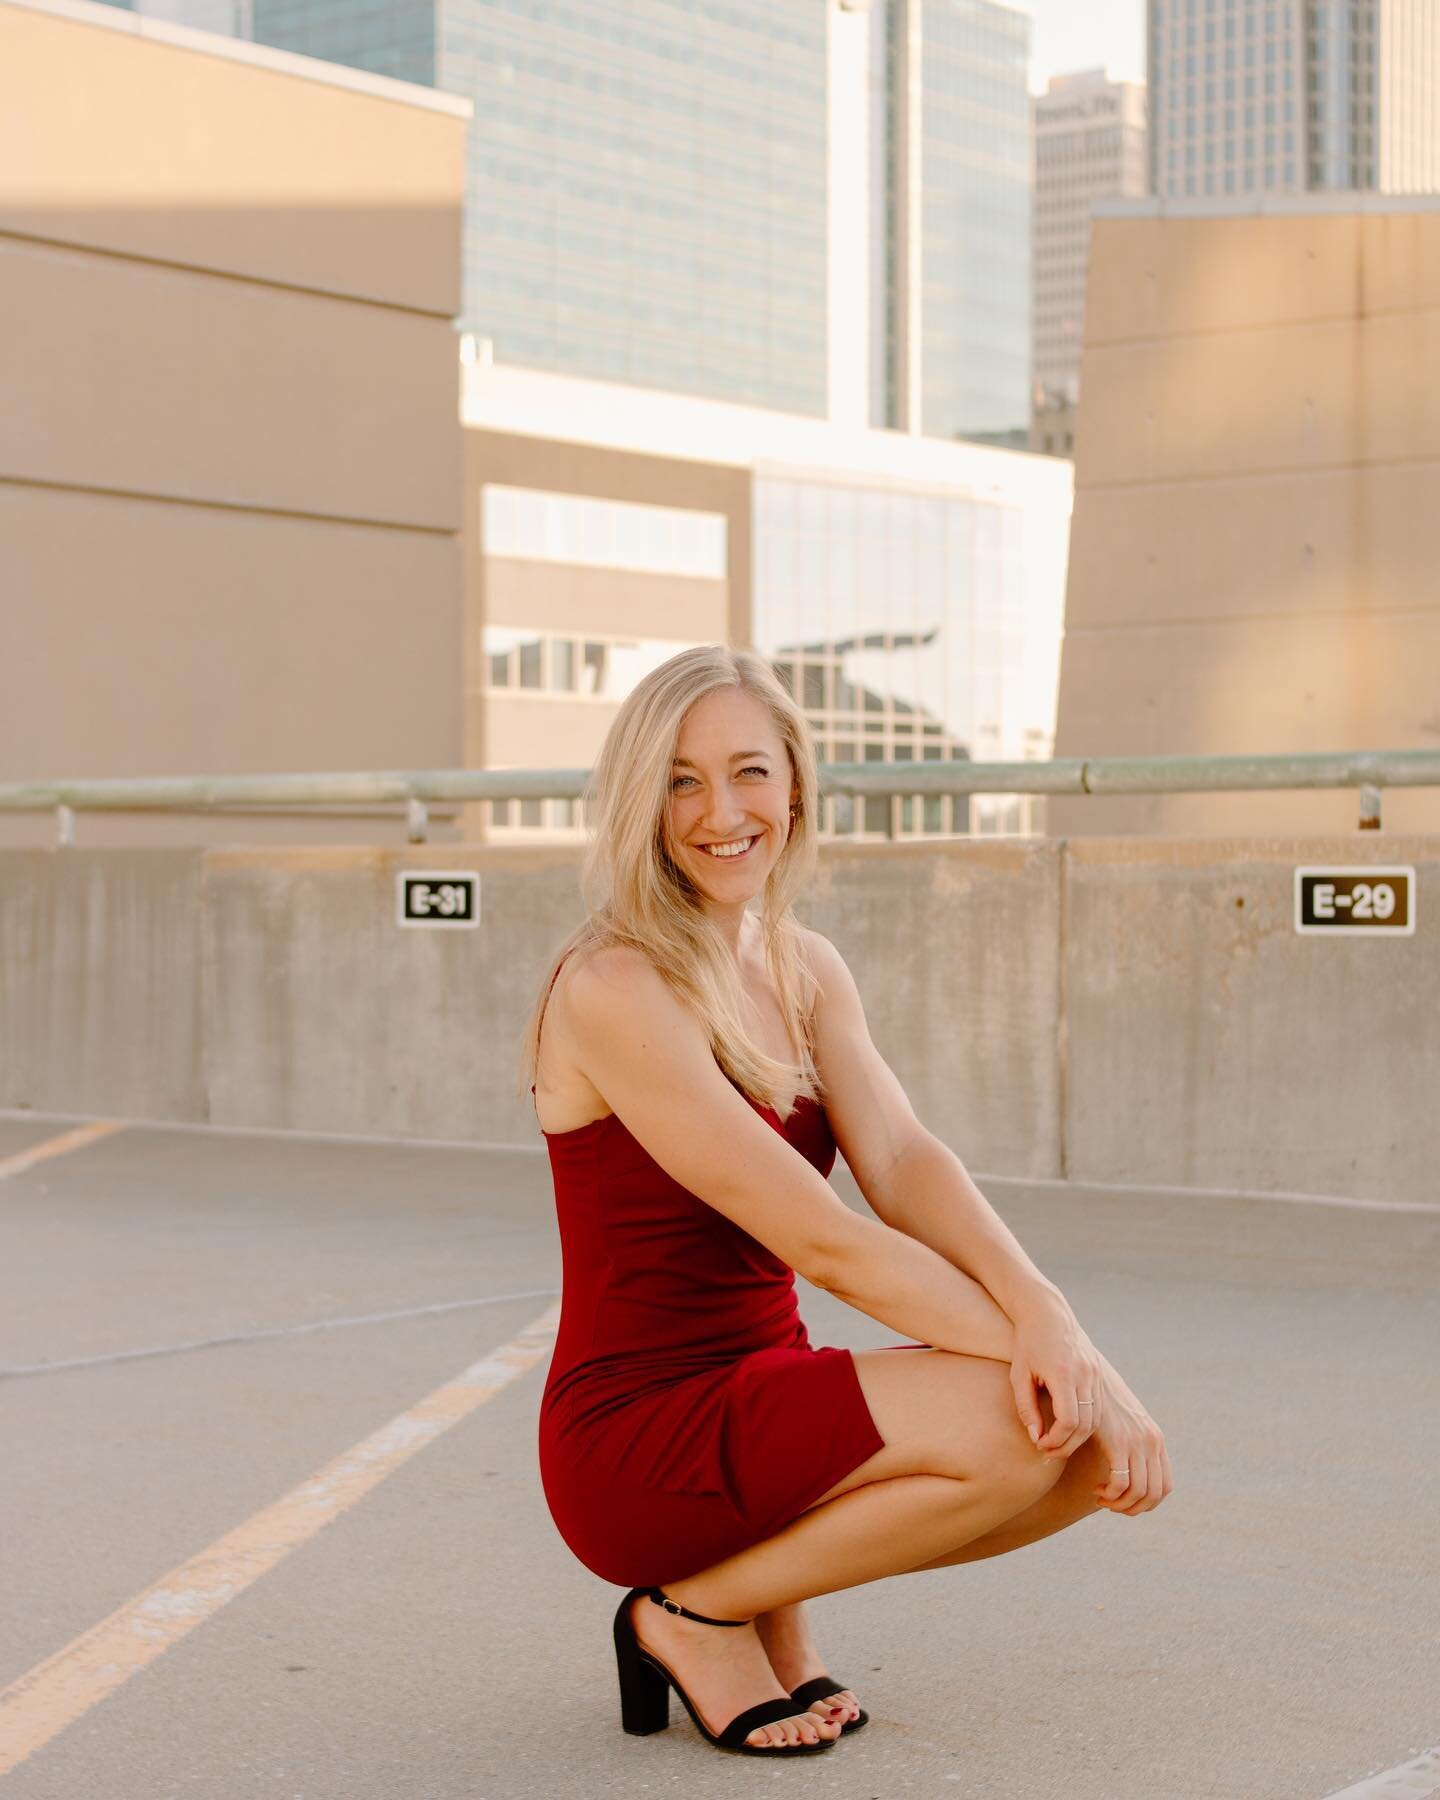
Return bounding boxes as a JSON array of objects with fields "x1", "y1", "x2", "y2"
[
  {"x1": 234, "y1": 0, "x2": 829, "y2": 415},
  {"x1": 753, "y1": 474, "x2": 1053, "y2": 836},
  {"x1": 252, "y1": 0, "x2": 435, "y2": 86},
  {"x1": 480, "y1": 475, "x2": 1060, "y2": 840},
  {"x1": 916, "y1": 0, "x2": 1031, "y2": 442}
]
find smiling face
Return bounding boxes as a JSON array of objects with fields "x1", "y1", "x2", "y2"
[{"x1": 666, "y1": 686, "x2": 797, "y2": 911}]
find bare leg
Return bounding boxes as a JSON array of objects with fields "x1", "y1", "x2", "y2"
[
  {"x1": 636, "y1": 1465, "x2": 1064, "y2": 1746},
  {"x1": 752, "y1": 1441, "x2": 1106, "y2": 1721},
  {"x1": 903, "y1": 1436, "x2": 1108, "y2": 1572},
  {"x1": 630, "y1": 1348, "x2": 1075, "y2": 1748}
]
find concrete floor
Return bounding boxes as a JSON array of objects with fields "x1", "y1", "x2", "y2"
[{"x1": 0, "y1": 1111, "x2": 1436, "y2": 1800}]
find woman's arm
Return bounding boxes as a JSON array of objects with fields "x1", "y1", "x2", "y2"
[
  {"x1": 800, "y1": 929, "x2": 1108, "y2": 1454},
  {"x1": 801, "y1": 928, "x2": 1064, "y2": 1319},
  {"x1": 562, "y1": 946, "x2": 1018, "y2": 1364}
]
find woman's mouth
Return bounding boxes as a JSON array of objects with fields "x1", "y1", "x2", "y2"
[{"x1": 694, "y1": 834, "x2": 758, "y2": 862}]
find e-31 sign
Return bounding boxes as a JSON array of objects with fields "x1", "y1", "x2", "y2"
[
  {"x1": 1294, "y1": 867, "x2": 1414, "y2": 935},
  {"x1": 396, "y1": 870, "x2": 480, "y2": 929}
]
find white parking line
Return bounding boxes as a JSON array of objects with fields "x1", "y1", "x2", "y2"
[
  {"x1": 0, "y1": 1301, "x2": 561, "y2": 1780},
  {"x1": 1323, "y1": 1746, "x2": 1440, "y2": 1798}
]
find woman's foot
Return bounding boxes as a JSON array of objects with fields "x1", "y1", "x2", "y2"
[
  {"x1": 754, "y1": 1601, "x2": 862, "y2": 1726},
  {"x1": 628, "y1": 1593, "x2": 845, "y2": 1750}
]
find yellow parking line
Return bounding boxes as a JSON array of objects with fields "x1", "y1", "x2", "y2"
[
  {"x1": 0, "y1": 1121, "x2": 129, "y2": 1183},
  {"x1": 0, "y1": 1301, "x2": 561, "y2": 1779}
]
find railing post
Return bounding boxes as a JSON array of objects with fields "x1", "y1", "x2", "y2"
[
  {"x1": 56, "y1": 804, "x2": 75, "y2": 848},
  {"x1": 406, "y1": 797, "x2": 429, "y2": 844},
  {"x1": 1358, "y1": 785, "x2": 1382, "y2": 830}
]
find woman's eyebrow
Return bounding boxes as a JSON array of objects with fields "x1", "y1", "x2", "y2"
[{"x1": 671, "y1": 752, "x2": 771, "y2": 767}]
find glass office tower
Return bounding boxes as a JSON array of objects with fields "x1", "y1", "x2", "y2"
[
  {"x1": 1148, "y1": 0, "x2": 1440, "y2": 199},
  {"x1": 913, "y1": 0, "x2": 1032, "y2": 442},
  {"x1": 248, "y1": 0, "x2": 830, "y2": 414}
]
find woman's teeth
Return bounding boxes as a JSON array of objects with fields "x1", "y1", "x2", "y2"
[{"x1": 699, "y1": 836, "x2": 756, "y2": 858}]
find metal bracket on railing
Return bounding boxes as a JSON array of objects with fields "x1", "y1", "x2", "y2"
[
  {"x1": 56, "y1": 804, "x2": 75, "y2": 849},
  {"x1": 1358, "y1": 785, "x2": 1382, "y2": 830},
  {"x1": 406, "y1": 797, "x2": 429, "y2": 844}
]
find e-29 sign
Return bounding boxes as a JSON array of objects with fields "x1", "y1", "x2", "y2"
[{"x1": 1294, "y1": 866, "x2": 1414, "y2": 935}]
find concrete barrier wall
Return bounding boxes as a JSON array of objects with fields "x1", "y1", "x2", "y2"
[{"x1": 2, "y1": 838, "x2": 1433, "y2": 1202}]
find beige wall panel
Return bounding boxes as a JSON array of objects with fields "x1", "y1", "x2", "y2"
[
  {"x1": 1047, "y1": 787, "x2": 1360, "y2": 837},
  {"x1": 1064, "y1": 470, "x2": 1364, "y2": 629},
  {"x1": 1056, "y1": 614, "x2": 1436, "y2": 760},
  {"x1": 466, "y1": 428, "x2": 753, "y2": 648},
  {"x1": 0, "y1": 850, "x2": 208, "y2": 1117},
  {"x1": 1064, "y1": 835, "x2": 1440, "y2": 1200},
  {"x1": 1361, "y1": 461, "x2": 1440, "y2": 601},
  {"x1": 1078, "y1": 318, "x2": 1364, "y2": 487},
  {"x1": 1, "y1": 239, "x2": 460, "y2": 529},
  {"x1": 483, "y1": 697, "x2": 617, "y2": 771},
  {"x1": 0, "y1": 2, "x2": 464, "y2": 314},
  {"x1": 484, "y1": 558, "x2": 727, "y2": 642},
  {"x1": 1065, "y1": 461, "x2": 1440, "y2": 630},
  {"x1": 1360, "y1": 304, "x2": 1440, "y2": 462},
  {"x1": 0, "y1": 484, "x2": 462, "y2": 786},
  {"x1": 1052, "y1": 611, "x2": 1440, "y2": 835},
  {"x1": 1084, "y1": 215, "x2": 1363, "y2": 346},
  {"x1": 1359, "y1": 211, "x2": 1440, "y2": 314}
]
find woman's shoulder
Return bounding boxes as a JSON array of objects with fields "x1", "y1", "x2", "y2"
[
  {"x1": 548, "y1": 940, "x2": 682, "y2": 1050},
  {"x1": 791, "y1": 923, "x2": 843, "y2": 981}
]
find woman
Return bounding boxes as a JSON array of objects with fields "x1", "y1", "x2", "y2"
[{"x1": 520, "y1": 645, "x2": 1173, "y2": 1758}]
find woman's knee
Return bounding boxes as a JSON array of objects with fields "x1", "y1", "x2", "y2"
[{"x1": 852, "y1": 1346, "x2": 1055, "y2": 1486}]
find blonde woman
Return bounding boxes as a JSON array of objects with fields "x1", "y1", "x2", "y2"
[{"x1": 521, "y1": 645, "x2": 1172, "y2": 1759}]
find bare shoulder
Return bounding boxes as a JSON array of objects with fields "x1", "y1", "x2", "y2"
[
  {"x1": 794, "y1": 925, "x2": 858, "y2": 1003},
  {"x1": 562, "y1": 942, "x2": 707, "y2": 1055},
  {"x1": 537, "y1": 942, "x2": 705, "y2": 1132},
  {"x1": 540, "y1": 938, "x2": 861, "y2": 1282}
]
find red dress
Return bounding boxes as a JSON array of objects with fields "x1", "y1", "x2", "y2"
[{"x1": 534, "y1": 1081, "x2": 890, "y2": 1588}]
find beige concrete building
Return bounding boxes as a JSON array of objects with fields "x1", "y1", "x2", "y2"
[
  {"x1": 0, "y1": 0, "x2": 469, "y2": 848},
  {"x1": 1051, "y1": 194, "x2": 1440, "y2": 837}
]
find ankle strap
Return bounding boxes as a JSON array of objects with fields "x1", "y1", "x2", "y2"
[{"x1": 645, "y1": 1585, "x2": 747, "y2": 1627}]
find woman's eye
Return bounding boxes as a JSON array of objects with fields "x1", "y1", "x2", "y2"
[{"x1": 671, "y1": 768, "x2": 768, "y2": 790}]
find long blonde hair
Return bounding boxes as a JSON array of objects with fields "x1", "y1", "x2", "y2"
[{"x1": 516, "y1": 645, "x2": 823, "y2": 1113}]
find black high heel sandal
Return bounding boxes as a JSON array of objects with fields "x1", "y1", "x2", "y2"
[
  {"x1": 612, "y1": 1586, "x2": 838, "y2": 1756},
  {"x1": 789, "y1": 1675, "x2": 869, "y2": 1734}
]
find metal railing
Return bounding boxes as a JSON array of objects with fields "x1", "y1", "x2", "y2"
[{"x1": 3, "y1": 749, "x2": 1439, "y2": 845}]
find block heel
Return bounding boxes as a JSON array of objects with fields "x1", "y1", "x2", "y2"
[
  {"x1": 610, "y1": 1586, "x2": 837, "y2": 1757},
  {"x1": 613, "y1": 1593, "x2": 671, "y2": 1734}
]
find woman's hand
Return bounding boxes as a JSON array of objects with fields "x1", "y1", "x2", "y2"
[
  {"x1": 1088, "y1": 1358, "x2": 1175, "y2": 1516},
  {"x1": 1007, "y1": 1287, "x2": 1107, "y2": 1459}
]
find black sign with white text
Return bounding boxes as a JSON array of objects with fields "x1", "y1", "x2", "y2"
[
  {"x1": 1294, "y1": 867, "x2": 1414, "y2": 935},
  {"x1": 397, "y1": 871, "x2": 480, "y2": 929}
]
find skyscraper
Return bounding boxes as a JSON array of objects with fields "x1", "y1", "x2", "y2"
[
  {"x1": 103, "y1": 0, "x2": 1032, "y2": 441},
  {"x1": 891, "y1": 0, "x2": 1033, "y2": 442},
  {"x1": 1032, "y1": 68, "x2": 1147, "y2": 416},
  {"x1": 1147, "y1": 0, "x2": 1440, "y2": 201}
]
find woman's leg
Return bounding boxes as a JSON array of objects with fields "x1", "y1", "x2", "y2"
[
  {"x1": 631, "y1": 1348, "x2": 1072, "y2": 1747},
  {"x1": 902, "y1": 1433, "x2": 1109, "y2": 1572}
]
